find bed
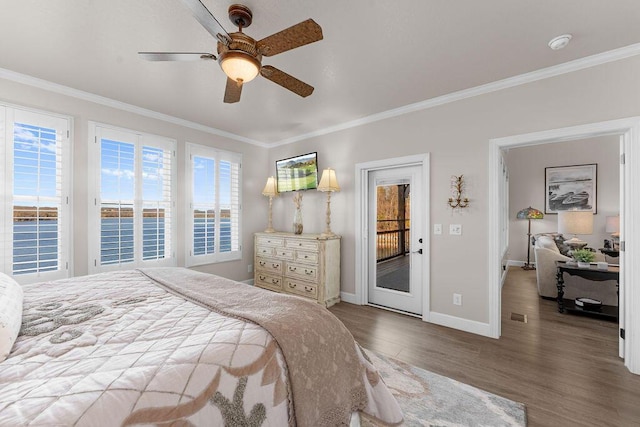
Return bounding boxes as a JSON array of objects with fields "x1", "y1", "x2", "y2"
[{"x1": 0, "y1": 268, "x2": 402, "y2": 426}]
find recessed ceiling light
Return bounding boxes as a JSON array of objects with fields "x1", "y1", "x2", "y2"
[{"x1": 548, "y1": 34, "x2": 572, "y2": 50}]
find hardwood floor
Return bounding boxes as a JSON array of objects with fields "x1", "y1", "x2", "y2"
[{"x1": 329, "y1": 266, "x2": 640, "y2": 426}]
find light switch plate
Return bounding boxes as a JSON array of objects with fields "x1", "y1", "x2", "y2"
[
  {"x1": 450, "y1": 224, "x2": 462, "y2": 235},
  {"x1": 434, "y1": 224, "x2": 442, "y2": 235}
]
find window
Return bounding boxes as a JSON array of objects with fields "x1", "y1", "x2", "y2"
[
  {"x1": 89, "y1": 123, "x2": 176, "y2": 273},
  {"x1": 0, "y1": 105, "x2": 72, "y2": 283},
  {"x1": 186, "y1": 143, "x2": 241, "y2": 266}
]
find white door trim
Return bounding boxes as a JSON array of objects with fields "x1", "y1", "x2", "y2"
[
  {"x1": 488, "y1": 116, "x2": 640, "y2": 375},
  {"x1": 355, "y1": 153, "x2": 430, "y2": 322}
]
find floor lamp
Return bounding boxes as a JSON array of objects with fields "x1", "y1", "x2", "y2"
[{"x1": 517, "y1": 206, "x2": 544, "y2": 270}]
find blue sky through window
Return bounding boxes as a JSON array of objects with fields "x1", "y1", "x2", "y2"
[{"x1": 13, "y1": 123, "x2": 57, "y2": 201}]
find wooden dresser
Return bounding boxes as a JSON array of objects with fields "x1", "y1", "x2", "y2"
[{"x1": 254, "y1": 232, "x2": 341, "y2": 307}]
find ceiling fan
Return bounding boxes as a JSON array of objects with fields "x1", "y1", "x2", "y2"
[{"x1": 139, "y1": 0, "x2": 323, "y2": 103}]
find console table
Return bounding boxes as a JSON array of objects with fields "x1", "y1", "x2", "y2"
[{"x1": 555, "y1": 261, "x2": 619, "y2": 320}]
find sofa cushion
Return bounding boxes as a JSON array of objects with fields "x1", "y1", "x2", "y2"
[
  {"x1": 536, "y1": 235, "x2": 560, "y2": 253},
  {"x1": 0, "y1": 272, "x2": 23, "y2": 362}
]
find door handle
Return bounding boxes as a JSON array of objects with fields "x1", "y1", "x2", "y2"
[{"x1": 413, "y1": 249, "x2": 423, "y2": 254}]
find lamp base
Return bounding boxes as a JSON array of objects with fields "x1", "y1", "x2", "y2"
[
  {"x1": 320, "y1": 231, "x2": 336, "y2": 238},
  {"x1": 565, "y1": 237, "x2": 587, "y2": 248},
  {"x1": 264, "y1": 227, "x2": 276, "y2": 233},
  {"x1": 521, "y1": 264, "x2": 536, "y2": 271}
]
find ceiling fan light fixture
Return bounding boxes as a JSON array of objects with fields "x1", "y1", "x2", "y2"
[{"x1": 219, "y1": 50, "x2": 260, "y2": 83}]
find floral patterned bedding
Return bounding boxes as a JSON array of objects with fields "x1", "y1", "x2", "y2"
[{"x1": 0, "y1": 268, "x2": 402, "y2": 426}]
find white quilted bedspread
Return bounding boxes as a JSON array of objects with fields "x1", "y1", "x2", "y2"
[{"x1": 0, "y1": 270, "x2": 291, "y2": 426}]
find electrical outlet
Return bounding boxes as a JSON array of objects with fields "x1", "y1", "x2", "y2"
[
  {"x1": 434, "y1": 224, "x2": 442, "y2": 235},
  {"x1": 248, "y1": 264, "x2": 253, "y2": 273},
  {"x1": 453, "y1": 293, "x2": 462, "y2": 306},
  {"x1": 449, "y1": 224, "x2": 462, "y2": 235}
]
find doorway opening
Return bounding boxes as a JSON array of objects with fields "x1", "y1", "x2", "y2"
[{"x1": 488, "y1": 117, "x2": 640, "y2": 375}]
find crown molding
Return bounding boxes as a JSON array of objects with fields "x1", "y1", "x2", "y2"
[
  {"x1": 270, "y1": 42, "x2": 640, "y2": 147},
  {"x1": 2, "y1": 43, "x2": 639, "y2": 149},
  {"x1": 0, "y1": 67, "x2": 267, "y2": 148}
]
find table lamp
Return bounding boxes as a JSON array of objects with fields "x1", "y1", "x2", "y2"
[
  {"x1": 317, "y1": 168, "x2": 340, "y2": 237},
  {"x1": 558, "y1": 210, "x2": 593, "y2": 248},
  {"x1": 262, "y1": 176, "x2": 278, "y2": 233},
  {"x1": 606, "y1": 215, "x2": 620, "y2": 249}
]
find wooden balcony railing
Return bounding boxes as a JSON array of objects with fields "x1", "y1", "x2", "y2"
[{"x1": 376, "y1": 220, "x2": 410, "y2": 261}]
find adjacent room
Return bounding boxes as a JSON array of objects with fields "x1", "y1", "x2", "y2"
[{"x1": 2, "y1": 1, "x2": 640, "y2": 425}]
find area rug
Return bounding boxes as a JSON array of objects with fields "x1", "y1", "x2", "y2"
[{"x1": 362, "y1": 351, "x2": 527, "y2": 426}]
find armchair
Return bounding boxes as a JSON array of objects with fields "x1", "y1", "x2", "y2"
[{"x1": 533, "y1": 234, "x2": 618, "y2": 305}]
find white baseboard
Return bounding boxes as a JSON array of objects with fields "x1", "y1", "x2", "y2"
[
  {"x1": 242, "y1": 279, "x2": 254, "y2": 285},
  {"x1": 340, "y1": 291, "x2": 358, "y2": 305},
  {"x1": 428, "y1": 311, "x2": 492, "y2": 338}
]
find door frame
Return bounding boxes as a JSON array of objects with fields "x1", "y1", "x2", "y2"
[
  {"x1": 355, "y1": 153, "x2": 430, "y2": 322},
  {"x1": 488, "y1": 117, "x2": 640, "y2": 375}
]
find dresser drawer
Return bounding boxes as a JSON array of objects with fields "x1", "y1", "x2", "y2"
[
  {"x1": 284, "y1": 279, "x2": 317, "y2": 299},
  {"x1": 273, "y1": 248, "x2": 294, "y2": 260},
  {"x1": 285, "y1": 239, "x2": 319, "y2": 252},
  {"x1": 285, "y1": 262, "x2": 318, "y2": 282},
  {"x1": 295, "y1": 250, "x2": 318, "y2": 264},
  {"x1": 256, "y1": 246, "x2": 275, "y2": 257},
  {"x1": 256, "y1": 236, "x2": 284, "y2": 247},
  {"x1": 255, "y1": 257, "x2": 283, "y2": 274},
  {"x1": 255, "y1": 273, "x2": 283, "y2": 292}
]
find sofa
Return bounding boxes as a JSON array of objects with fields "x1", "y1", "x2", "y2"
[{"x1": 533, "y1": 233, "x2": 618, "y2": 305}]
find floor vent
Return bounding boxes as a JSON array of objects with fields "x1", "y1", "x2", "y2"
[{"x1": 510, "y1": 313, "x2": 528, "y2": 323}]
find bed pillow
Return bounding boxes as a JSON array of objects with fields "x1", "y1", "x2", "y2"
[{"x1": 0, "y1": 272, "x2": 23, "y2": 362}]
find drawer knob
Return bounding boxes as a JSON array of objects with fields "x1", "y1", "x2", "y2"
[
  {"x1": 289, "y1": 283, "x2": 296, "y2": 289},
  {"x1": 290, "y1": 267, "x2": 297, "y2": 271},
  {"x1": 272, "y1": 279, "x2": 279, "y2": 285},
  {"x1": 304, "y1": 255, "x2": 308, "y2": 259},
  {"x1": 259, "y1": 261, "x2": 266, "y2": 266},
  {"x1": 259, "y1": 275, "x2": 265, "y2": 280},
  {"x1": 273, "y1": 263, "x2": 279, "y2": 268},
  {"x1": 305, "y1": 286, "x2": 312, "y2": 292},
  {"x1": 305, "y1": 270, "x2": 312, "y2": 275}
]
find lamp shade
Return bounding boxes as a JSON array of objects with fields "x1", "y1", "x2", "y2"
[
  {"x1": 317, "y1": 168, "x2": 340, "y2": 192},
  {"x1": 516, "y1": 206, "x2": 544, "y2": 220},
  {"x1": 262, "y1": 176, "x2": 278, "y2": 197},
  {"x1": 558, "y1": 210, "x2": 593, "y2": 235},
  {"x1": 605, "y1": 215, "x2": 620, "y2": 234}
]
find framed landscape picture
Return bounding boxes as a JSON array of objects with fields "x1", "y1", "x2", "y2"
[
  {"x1": 545, "y1": 163, "x2": 597, "y2": 214},
  {"x1": 275, "y1": 152, "x2": 318, "y2": 192}
]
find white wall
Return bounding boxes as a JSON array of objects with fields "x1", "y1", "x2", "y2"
[
  {"x1": 267, "y1": 55, "x2": 640, "y2": 324},
  {"x1": 0, "y1": 78, "x2": 269, "y2": 282},
  {"x1": 2, "y1": 54, "x2": 640, "y2": 327},
  {"x1": 505, "y1": 135, "x2": 620, "y2": 263}
]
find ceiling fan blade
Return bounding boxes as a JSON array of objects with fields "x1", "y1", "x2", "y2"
[
  {"x1": 257, "y1": 19, "x2": 323, "y2": 57},
  {"x1": 224, "y1": 78, "x2": 242, "y2": 103},
  {"x1": 260, "y1": 65, "x2": 314, "y2": 98},
  {"x1": 177, "y1": 0, "x2": 230, "y2": 43},
  {"x1": 138, "y1": 52, "x2": 216, "y2": 61}
]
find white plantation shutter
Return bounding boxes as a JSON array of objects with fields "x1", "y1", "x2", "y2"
[
  {"x1": 0, "y1": 105, "x2": 71, "y2": 283},
  {"x1": 89, "y1": 124, "x2": 176, "y2": 273},
  {"x1": 186, "y1": 143, "x2": 242, "y2": 266}
]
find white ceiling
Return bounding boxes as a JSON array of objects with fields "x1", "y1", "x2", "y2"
[{"x1": 1, "y1": 1, "x2": 640, "y2": 145}]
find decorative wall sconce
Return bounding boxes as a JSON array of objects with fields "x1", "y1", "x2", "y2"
[{"x1": 448, "y1": 175, "x2": 469, "y2": 209}]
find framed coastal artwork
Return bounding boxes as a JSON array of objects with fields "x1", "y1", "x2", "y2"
[{"x1": 545, "y1": 163, "x2": 597, "y2": 214}]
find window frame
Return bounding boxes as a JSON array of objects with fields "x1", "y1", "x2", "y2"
[
  {"x1": 0, "y1": 103, "x2": 73, "y2": 284},
  {"x1": 185, "y1": 142, "x2": 242, "y2": 267},
  {"x1": 88, "y1": 122, "x2": 177, "y2": 274}
]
